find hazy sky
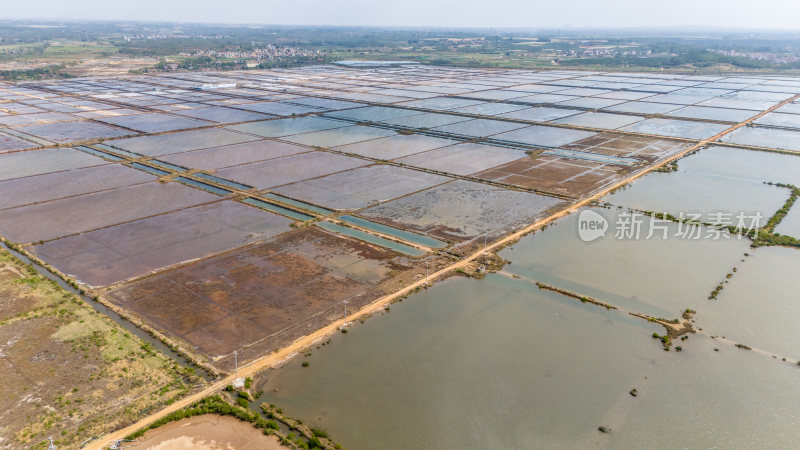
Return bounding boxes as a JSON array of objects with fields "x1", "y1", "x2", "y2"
[{"x1": 4, "y1": 0, "x2": 800, "y2": 29}]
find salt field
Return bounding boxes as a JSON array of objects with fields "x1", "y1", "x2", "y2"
[{"x1": 2, "y1": 66, "x2": 800, "y2": 436}]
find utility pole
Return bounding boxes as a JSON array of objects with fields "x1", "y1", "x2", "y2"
[
  {"x1": 232, "y1": 350, "x2": 244, "y2": 389},
  {"x1": 343, "y1": 299, "x2": 349, "y2": 327},
  {"x1": 425, "y1": 261, "x2": 429, "y2": 285}
]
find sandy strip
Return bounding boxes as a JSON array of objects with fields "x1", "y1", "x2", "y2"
[{"x1": 125, "y1": 414, "x2": 284, "y2": 450}]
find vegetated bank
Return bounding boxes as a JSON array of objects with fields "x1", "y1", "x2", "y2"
[{"x1": 0, "y1": 247, "x2": 205, "y2": 449}]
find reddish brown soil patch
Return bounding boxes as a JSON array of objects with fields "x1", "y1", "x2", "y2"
[{"x1": 105, "y1": 227, "x2": 415, "y2": 371}]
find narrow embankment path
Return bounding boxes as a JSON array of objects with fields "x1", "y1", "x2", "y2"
[{"x1": 498, "y1": 270, "x2": 800, "y2": 365}]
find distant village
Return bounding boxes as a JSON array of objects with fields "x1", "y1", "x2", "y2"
[
  {"x1": 711, "y1": 49, "x2": 800, "y2": 64},
  {"x1": 554, "y1": 47, "x2": 654, "y2": 58},
  {"x1": 181, "y1": 45, "x2": 324, "y2": 63}
]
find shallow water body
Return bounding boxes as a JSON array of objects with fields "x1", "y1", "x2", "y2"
[{"x1": 255, "y1": 146, "x2": 800, "y2": 449}]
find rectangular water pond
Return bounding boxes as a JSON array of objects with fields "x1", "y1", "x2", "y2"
[
  {"x1": 491, "y1": 125, "x2": 597, "y2": 148},
  {"x1": 0, "y1": 164, "x2": 154, "y2": 211},
  {"x1": 227, "y1": 116, "x2": 346, "y2": 138},
  {"x1": 395, "y1": 143, "x2": 527, "y2": 176},
  {"x1": 32, "y1": 200, "x2": 292, "y2": 287},
  {"x1": 262, "y1": 193, "x2": 333, "y2": 216},
  {"x1": 0, "y1": 182, "x2": 217, "y2": 243},
  {"x1": 192, "y1": 173, "x2": 252, "y2": 190},
  {"x1": 241, "y1": 197, "x2": 314, "y2": 221},
  {"x1": 106, "y1": 128, "x2": 260, "y2": 156},
  {"x1": 720, "y1": 126, "x2": 800, "y2": 151},
  {"x1": 552, "y1": 112, "x2": 645, "y2": 130},
  {"x1": 130, "y1": 161, "x2": 171, "y2": 176},
  {"x1": 96, "y1": 112, "x2": 211, "y2": 133},
  {"x1": 0, "y1": 131, "x2": 38, "y2": 153},
  {"x1": 621, "y1": 118, "x2": 729, "y2": 140},
  {"x1": 334, "y1": 134, "x2": 458, "y2": 160},
  {"x1": 275, "y1": 165, "x2": 451, "y2": 211},
  {"x1": 216, "y1": 151, "x2": 368, "y2": 190},
  {"x1": 172, "y1": 106, "x2": 274, "y2": 124},
  {"x1": 316, "y1": 221, "x2": 425, "y2": 257},
  {"x1": 75, "y1": 145, "x2": 124, "y2": 161},
  {"x1": 339, "y1": 215, "x2": 446, "y2": 248},
  {"x1": 175, "y1": 176, "x2": 233, "y2": 195},
  {"x1": 606, "y1": 145, "x2": 795, "y2": 220},
  {"x1": 283, "y1": 125, "x2": 397, "y2": 148},
  {"x1": 0, "y1": 147, "x2": 107, "y2": 181},
  {"x1": 361, "y1": 180, "x2": 565, "y2": 242},
  {"x1": 13, "y1": 120, "x2": 131, "y2": 143},
  {"x1": 159, "y1": 139, "x2": 310, "y2": 171}
]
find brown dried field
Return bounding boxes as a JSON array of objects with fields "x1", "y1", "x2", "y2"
[
  {"x1": 104, "y1": 226, "x2": 425, "y2": 371},
  {"x1": 475, "y1": 154, "x2": 629, "y2": 197}
]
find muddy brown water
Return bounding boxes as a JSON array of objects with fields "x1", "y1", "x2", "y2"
[{"x1": 255, "y1": 269, "x2": 800, "y2": 449}]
